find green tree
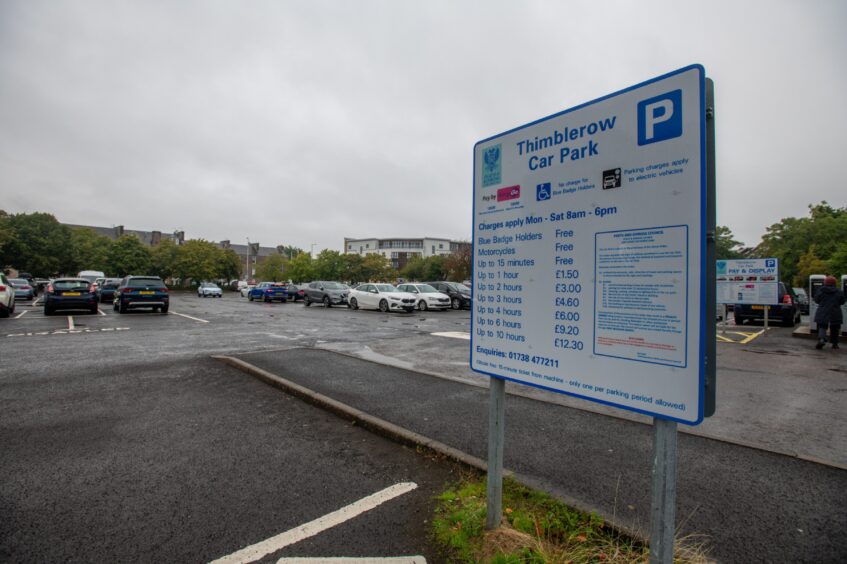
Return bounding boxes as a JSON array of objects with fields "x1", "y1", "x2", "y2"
[
  {"x1": 287, "y1": 252, "x2": 314, "y2": 282},
  {"x1": 313, "y1": 249, "x2": 345, "y2": 280},
  {"x1": 361, "y1": 253, "x2": 395, "y2": 281},
  {"x1": 443, "y1": 245, "x2": 472, "y2": 282},
  {"x1": 277, "y1": 245, "x2": 304, "y2": 260},
  {"x1": 827, "y1": 247, "x2": 847, "y2": 279},
  {"x1": 149, "y1": 238, "x2": 180, "y2": 280},
  {"x1": 3, "y1": 212, "x2": 73, "y2": 276},
  {"x1": 174, "y1": 239, "x2": 220, "y2": 283},
  {"x1": 218, "y1": 248, "x2": 242, "y2": 281},
  {"x1": 106, "y1": 235, "x2": 152, "y2": 277},
  {"x1": 757, "y1": 202, "x2": 847, "y2": 284},
  {"x1": 795, "y1": 247, "x2": 830, "y2": 287},
  {"x1": 715, "y1": 226, "x2": 744, "y2": 260},
  {"x1": 0, "y1": 210, "x2": 14, "y2": 268},
  {"x1": 69, "y1": 228, "x2": 112, "y2": 274},
  {"x1": 341, "y1": 253, "x2": 364, "y2": 284},
  {"x1": 255, "y1": 253, "x2": 287, "y2": 282}
]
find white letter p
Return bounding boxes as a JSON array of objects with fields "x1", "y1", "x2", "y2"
[{"x1": 644, "y1": 99, "x2": 674, "y2": 141}]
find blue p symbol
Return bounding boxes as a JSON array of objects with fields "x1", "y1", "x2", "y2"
[{"x1": 638, "y1": 89, "x2": 682, "y2": 145}]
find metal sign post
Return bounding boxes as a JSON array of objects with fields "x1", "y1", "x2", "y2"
[
  {"x1": 486, "y1": 377, "x2": 506, "y2": 529},
  {"x1": 649, "y1": 417, "x2": 678, "y2": 563}
]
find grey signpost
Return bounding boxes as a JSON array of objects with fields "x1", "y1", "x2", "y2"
[{"x1": 473, "y1": 66, "x2": 716, "y2": 563}]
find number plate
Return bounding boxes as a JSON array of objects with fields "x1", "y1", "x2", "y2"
[
  {"x1": 139, "y1": 291, "x2": 155, "y2": 295},
  {"x1": 751, "y1": 305, "x2": 766, "y2": 310},
  {"x1": 63, "y1": 292, "x2": 81, "y2": 296}
]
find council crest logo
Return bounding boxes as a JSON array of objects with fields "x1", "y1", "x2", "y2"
[{"x1": 482, "y1": 144, "x2": 502, "y2": 187}]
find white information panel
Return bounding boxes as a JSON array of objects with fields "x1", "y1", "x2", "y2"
[
  {"x1": 716, "y1": 258, "x2": 779, "y2": 305},
  {"x1": 471, "y1": 65, "x2": 706, "y2": 424}
]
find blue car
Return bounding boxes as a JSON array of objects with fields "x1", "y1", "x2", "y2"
[
  {"x1": 114, "y1": 276, "x2": 170, "y2": 313},
  {"x1": 44, "y1": 278, "x2": 99, "y2": 315},
  {"x1": 9, "y1": 278, "x2": 35, "y2": 301},
  {"x1": 247, "y1": 282, "x2": 288, "y2": 303}
]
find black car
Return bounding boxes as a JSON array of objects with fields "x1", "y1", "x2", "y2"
[
  {"x1": 96, "y1": 278, "x2": 122, "y2": 303},
  {"x1": 114, "y1": 276, "x2": 169, "y2": 313},
  {"x1": 44, "y1": 278, "x2": 99, "y2": 315},
  {"x1": 287, "y1": 284, "x2": 305, "y2": 302},
  {"x1": 793, "y1": 287, "x2": 810, "y2": 315},
  {"x1": 734, "y1": 282, "x2": 801, "y2": 327},
  {"x1": 423, "y1": 281, "x2": 473, "y2": 310}
]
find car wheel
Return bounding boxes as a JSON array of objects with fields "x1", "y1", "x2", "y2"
[
  {"x1": 323, "y1": 296, "x2": 331, "y2": 308},
  {"x1": 113, "y1": 301, "x2": 118, "y2": 311},
  {"x1": 248, "y1": 294, "x2": 254, "y2": 301},
  {"x1": 304, "y1": 297, "x2": 311, "y2": 307},
  {"x1": 44, "y1": 306, "x2": 53, "y2": 316},
  {"x1": 350, "y1": 298, "x2": 358, "y2": 310},
  {"x1": 451, "y1": 297, "x2": 461, "y2": 310},
  {"x1": 90, "y1": 306, "x2": 98, "y2": 315},
  {"x1": 119, "y1": 300, "x2": 127, "y2": 314},
  {"x1": 0, "y1": 307, "x2": 8, "y2": 319},
  {"x1": 418, "y1": 300, "x2": 428, "y2": 311},
  {"x1": 161, "y1": 304, "x2": 169, "y2": 313},
  {"x1": 734, "y1": 316, "x2": 745, "y2": 326},
  {"x1": 379, "y1": 299, "x2": 389, "y2": 313}
]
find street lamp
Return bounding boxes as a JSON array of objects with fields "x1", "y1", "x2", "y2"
[
  {"x1": 310, "y1": 243, "x2": 317, "y2": 257},
  {"x1": 245, "y1": 238, "x2": 251, "y2": 281}
]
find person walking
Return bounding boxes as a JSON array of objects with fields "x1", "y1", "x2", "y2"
[{"x1": 814, "y1": 275, "x2": 845, "y2": 349}]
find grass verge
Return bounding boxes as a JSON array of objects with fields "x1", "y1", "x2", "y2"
[{"x1": 432, "y1": 473, "x2": 709, "y2": 563}]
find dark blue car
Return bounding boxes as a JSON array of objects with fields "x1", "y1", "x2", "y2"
[
  {"x1": 247, "y1": 282, "x2": 288, "y2": 302},
  {"x1": 114, "y1": 276, "x2": 169, "y2": 313},
  {"x1": 44, "y1": 278, "x2": 98, "y2": 315}
]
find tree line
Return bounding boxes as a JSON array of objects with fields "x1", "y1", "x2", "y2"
[
  {"x1": 0, "y1": 211, "x2": 473, "y2": 285},
  {"x1": 716, "y1": 202, "x2": 846, "y2": 287}
]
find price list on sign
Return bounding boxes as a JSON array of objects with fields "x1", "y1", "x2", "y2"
[{"x1": 471, "y1": 65, "x2": 707, "y2": 424}]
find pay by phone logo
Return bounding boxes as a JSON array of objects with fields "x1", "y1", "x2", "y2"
[{"x1": 637, "y1": 89, "x2": 682, "y2": 145}]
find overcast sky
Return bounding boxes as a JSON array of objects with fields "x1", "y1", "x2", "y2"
[{"x1": 1, "y1": 0, "x2": 844, "y2": 253}]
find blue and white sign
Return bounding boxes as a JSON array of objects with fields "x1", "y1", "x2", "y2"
[
  {"x1": 716, "y1": 258, "x2": 779, "y2": 305},
  {"x1": 471, "y1": 65, "x2": 706, "y2": 424}
]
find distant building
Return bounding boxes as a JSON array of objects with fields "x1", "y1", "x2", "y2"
[
  {"x1": 216, "y1": 240, "x2": 287, "y2": 279},
  {"x1": 343, "y1": 236, "x2": 470, "y2": 270},
  {"x1": 64, "y1": 223, "x2": 183, "y2": 246}
]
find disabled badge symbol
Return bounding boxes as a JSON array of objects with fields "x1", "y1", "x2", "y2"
[{"x1": 536, "y1": 182, "x2": 551, "y2": 201}]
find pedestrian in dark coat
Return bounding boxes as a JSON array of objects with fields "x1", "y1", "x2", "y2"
[{"x1": 814, "y1": 276, "x2": 845, "y2": 349}]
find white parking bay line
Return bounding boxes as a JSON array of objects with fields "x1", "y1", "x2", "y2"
[
  {"x1": 97, "y1": 308, "x2": 107, "y2": 316},
  {"x1": 68, "y1": 316, "x2": 75, "y2": 330},
  {"x1": 14, "y1": 310, "x2": 27, "y2": 319},
  {"x1": 209, "y1": 482, "x2": 418, "y2": 564},
  {"x1": 169, "y1": 311, "x2": 210, "y2": 323},
  {"x1": 278, "y1": 558, "x2": 426, "y2": 563},
  {"x1": 431, "y1": 331, "x2": 470, "y2": 340}
]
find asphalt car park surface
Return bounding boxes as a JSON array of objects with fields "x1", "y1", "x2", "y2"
[{"x1": 1, "y1": 292, "x2": 846, "y2": 561}]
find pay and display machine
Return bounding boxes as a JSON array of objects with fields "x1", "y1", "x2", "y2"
[{"x1": 809, "y1": 274, "x2": 825, "y2": 332}]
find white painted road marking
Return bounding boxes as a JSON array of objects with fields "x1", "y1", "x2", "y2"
[
  {"x1": 14, "y1": 310, "x2": 27, "y2": 319},
  {"x1": 210, "y1": 482, "x2": 419, "y2": 564},
  {"x1": 169, "y1": 311, "x2": 210, "y2": 323},
  {"x1": 5, "y1": 327, "x2": 130, "y2": 338},
  {"x1": 68, "y1": 316, "x2": 75, "y2": 330},
  {"x1": 97, "y1": 308, "x2": 107, "y2": 316},
  {"x1": 278, "y1": 558, "x2": 426, "y2": 563},
  {"x1": 431, "y1": 331, "x2": 470, "y2": 340}
]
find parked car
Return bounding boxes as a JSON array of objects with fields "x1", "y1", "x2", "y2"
[
  {"x1": 347, "y1": 283, "x2": 417, "y2": 313},
  {"x1": 77, "y1": 270, "x2": 105, "y2": 284},
  {"x1": 304, "y1": 281, "x2": 348, "y2": 307},
  {"x1": 96, "y1": 278, "x2": 122, "y2": 303},
  {"x1": 44, "y1": 278, "x2": 99, "y2": 315},
  {"x1": 734, "y1": 282, "x2": 801, "y2": 327},
  {"x1": 793, "y1": 287, "x2": 810, "y2": 315},
  {"x1": 287, "y1": 284, "x2": 305, "y2": 302},
  {"x1": 17, "y1": 272, "x2": 38, "y2": 296},
  {"x1": 197, "y1": 282, "x2": 223, "y2": 298},
  {"x1": 113, "y1": 276, "x2": 169, "y2": 313},
  {"x1": 8, "y1": 278, "x2": 35, "y2": 301},
  {"x1": 248, "y1": 282, "x2": 288, "y2": 302},
  {"x1": 423, "y1": 281, "x2": 473, "y2": 310},
  {"x1": 0, "y1": 273, "x2": 16, "y2": 318},
  {"x1": 240, "y1": 283, "x2": 256, "y2": 298},
  {"x1": 397, "y1": 283, "x2": 451, "y2": 311}
]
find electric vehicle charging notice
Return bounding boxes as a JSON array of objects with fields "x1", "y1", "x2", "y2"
[{"x1": 471, "y1": 65, "x2": 707, "y2": 424}]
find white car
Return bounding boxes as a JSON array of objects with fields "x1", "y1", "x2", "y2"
[
  {"x1": 0, "y1": 272, "x2": 16, "y2": 318},
  {"x1": 197, "y1": 282, "x2": 223, "y2": 298},
  {"x1": 240, "y1": 284, "x2": 255, "y2": 297},
  {"x1": 347, "y1": 283, "x2": 418, "y2": 313},
  {"x1": 397, "y1": 283, "x2": 451, "y2": 311}
]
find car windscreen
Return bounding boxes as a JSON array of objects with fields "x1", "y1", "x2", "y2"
[
  {"x1": 375, "y1": 284, "x2": 398, "y2": 292},
  {"x1": 10, "y1": 279, "x2": 28, "y2": 285},
  {"x1": 54, "y1": 280, "x2": 90, "y2": 290},
  {"x1": 321, "y1": 282, "x2": 342, "y2": 289},
  {"x1": 102, "y1": 281, "x2": 121, "y2": 289},
  {"x1": 127, "y1": 278, "x2": 164, "y2": 288},
  {"x1": 417, "y1": 284, "x2": 438, "y2": 293}
]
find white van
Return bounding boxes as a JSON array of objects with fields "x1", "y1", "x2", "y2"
[{"x1": 77, "y1": 270, "x2": 106, "y2": 283}]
